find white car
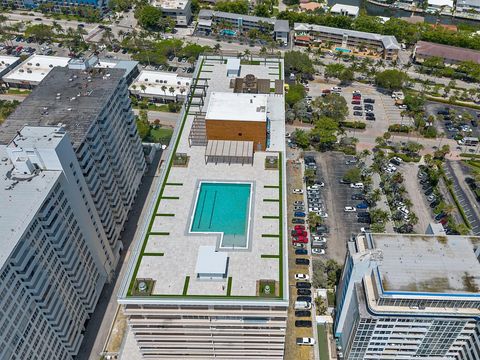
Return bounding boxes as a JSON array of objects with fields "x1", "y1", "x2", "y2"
[
  {"x1": 307, "y1": 184, "x2": 323, "y2": 191},
  {"x1": 312, "y1": 236, "x2": 327, "y2": 242},
  {"x1": 353, "y1": 90, "x2": 361, "y2": 95},
  {"x1": 397, "y1": 105, "x2": 408, "y2": 109},
  {"x1": 318, "y1": 212, "x2": 329, "y2": 218},
  {"x1": 293, "y1": 243, "x2": 305, "y2": 249},
  {"x1": 344, "y1": 206, "x2": 357, "y2": 212},
  {"x1": 285, "y1": 132, "x2": 291, "y2": 138},
  {"x1": 295, "y1": 273, "x2": 310, "y2": 281},
  {"x1": 331, "y1": 86, "x2": 342, "y2": 92},
  {"x1": 292, "y1": 188, "x2": 304, "y2": 194},
  {"x1": 309, "y1": 207, "x2": 321, "y2": 212},
  {"x1": 350, "y1": 183, "x2": 364, "y2": 189},
  {"x1": 312, "y1": 248, "x2": 326, "y2": 255},
  {"x1": 360, "y1": 227, "x2": 370, "y2": 233},
  {"x1": 294, "y1": 201, "x2": 304, "y2": 206},
  {"x1": 296, "y1": 337, "x2": 316, "y2": 346}
]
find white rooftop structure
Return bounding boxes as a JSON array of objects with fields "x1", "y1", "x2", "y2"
[
  {"x1": 0, "y1": 55, "x2": 20, "y2": 77},
  {"x1": 205, "y1": 93, "x2": 268, "y2": 122},
  {"x1": 129, "y1": 70, "x2": 191, "y2": 99},
  {"x1": 2, "y1": 54, "x2": 70, "y2": 86},
  {"x1": 427, "y1": 0, "x2": 453, "y2": 8},
  {"x1": 330, "y1": 3, "x2": 360, "y2": 17},
  {"x1": 226, "y1": 58, "x2": 241, "y2": 77},
  {"x1": 195, "y1": 246, "x2": 229, "y2": 279},
  {"x1": 0, "y1": 127, "x2": 64, "y2": 267},
  {"x1": 151, "y1": 0, "x2": 189, "y2": 10}
]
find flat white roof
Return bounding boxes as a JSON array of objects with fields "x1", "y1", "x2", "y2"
[
  {"x1": 205, "y1": 92, "x2": 268, "y2": 122},
  {"x1": 226, "y1": 58, "x2": 241, "y2": 71},
  {"x1": 331, "y1": 3, "x2": 360, "y2": 15},
  {"x1": 152, "y1": 0, "x2": 189, "y2": 10},
  {"x1": 0, "y1": 55, "x2": 20, "y2": 74},
  {"x1": 129, "y1": 70, "x2": 191, "y2": 97},
  {"x1": 428, "y1": 0, "x2": 453, "y2": 7},
  {"x1": 195, "y1": 246, "x2": 228, "y2": 276},
  {"x1": 3, "y1": 54, "x2": 70, "y2": 85}
]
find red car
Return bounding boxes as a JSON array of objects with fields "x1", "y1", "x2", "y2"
[
  {"x1": 292, "y1": 230, "x2": 308, "y2": 238},
  {"x1": 352, "y1": 100, "x2": 361, "y2": 105},
  {"x1": 352, "y1": 95, "x2": 361, "y2": 99},
  {"x1": 292, "y1": 237, "x2": 308, "y2": 244},
  {"x1": 322, "y1": 89, "x2": 331, "y2": 94},
  {"x1": 294, "y1": 225, "x2": 306, "y2": 231}
]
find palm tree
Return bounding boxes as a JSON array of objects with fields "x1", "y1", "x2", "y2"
[
  {"x1": 140, "y1": 84, "x2": 146, "y2": 93},
  {"x1": 443, "y1": 204, "x2": 456, "y2": 216},
  {"x1": 307, "y1": 212, "x2": 322, "y2": 229},
  {"x1": 213, "y1": 43, "x2": 221, "y2": 54},
  {"x1": 243, "y1": 49, "x2": 251, "y2": 61},
  {"x1": 169, "y1": 86, "x2": 175, "y2": 100}
]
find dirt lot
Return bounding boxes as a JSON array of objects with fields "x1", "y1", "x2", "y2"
[{"x1": 284, "y1": 159, "x2": 314, "y2": 360}]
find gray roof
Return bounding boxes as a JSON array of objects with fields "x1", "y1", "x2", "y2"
[
  {"x1": 294, "y1": 23, "x2": 401, "y2": 50},
  {"x1": 372, "y1": 234, "x2": 480, "y2": 294},
  {"x1": 199, "y1": 9, "x2": 275, "y2": 25},
  {"x1": 274, "y1": 20, "x2": 289, "y2": 33},
  {"x1": 0, "y1": 67, "x2": 125, "y2": 147}
]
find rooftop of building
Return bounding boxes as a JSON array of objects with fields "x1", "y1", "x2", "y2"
[
  {"x1": 199, "y1": 9, "x2": 276, "y2": 25},
  {"x1": 330, "y1": 3, "x2": 360, "y2": 15},
  {"x1": 0, "y1": 55, "x2": 20, "y2": 73},
  {"x1": 369, "y1": 233, "x2": 480, "y2": 294},
  {"x1": 2, "y1": 54, "x2": 70, "y2": 85},
  {"x1": 0, "y1": 127, "x2": 63, "y2": 268},
  {"x1": 0, "y1": 66, "x2": 125, "y2": 147},
  {"x1": 120, "y1": 55, "x2": 287, "y2": 302},
  {"x1": 129, "y1": 70, "x2": 191, "y2": 97},
  {"x1": 294, "y1": 23, "x2": 401, "y2": 50},
  {"x1": 205, "y1": 92, "x2": 268, "y2": 122},
  {"x1": 415, "y1": 40, "x2": 480, "y2": 64},
  {"x1": 427, "y1": 0, "x2": 453, "y2": 6},
  {"x1": 300, "y1": 2, "x2": 323, "y2": 11},
  {"x1": 151, "y1": 0, "x2": 190, "y2": 10},
  {"x1": 457, "y1": 0, "x2": 479, "y2": 7}
]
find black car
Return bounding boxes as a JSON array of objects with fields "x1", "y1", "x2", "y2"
[
  {"x1": 292, "y1": 218, "x2": 305, "y2": 224},
  {"x1": 168, "y1": 54, "x2": 175, "y2": 61},
  {"x1": 353, "y1": 106, "x2": 363, "y2": 110},
  {"x1": 472, "y1": 120, "x2": 478, "y2": 127},
  {"x1": 437, "y1": 109, "x2": 449, "y2": 115},
  {"x1": 296, "y1": 258, "x2": 310, "y2": 265},
  {"x1": 358, "y1": 217, "x2": 371, "y2": 224},
  {"x1": 420, "y1": 178, "x2": 430, "y2": 185},
  {"x1": 434, "y1": 212, "x2": 447, "y2": 221},
  {"x1": 296, "y1": 281, "x2": 311, "y2": 288},
  {"x1": 430, "y1": 200, "x2": 440, "y2": 208},
  {"x1": 316, "y1": 225, "x2": 329, "y2": 233},
  {"x1": 295, "y1": 310, "x2": 311, "y2": 317},
  {"x1": 297, "y1": 288, "x2": 312, "y2": 296},
  {"x1": 422, "y1": 183, "x2": 432, "y2": 190},
  {"x1": 297, "y1": 296, "x2": 312, "y2": 303},
  {"x1": 351, "y1": 193, "x2": 365, "y2": 200},
  {"x1": 295, "y1": 320, "x2": 312, "y2": 327},
  {"x1": 295, "y1": 249, "x2": 308, "y2": 256},
  {"x1": 339, "y1": 178, "x2": 352, "y2": 184},
  {"x1": 364, "y1": 98, "x2": 375, "y2": 103},
  {"x1": 353, "y1": 111, "x2": 363, "y2": 116},
  {"x1": 366, "y1": 116, "x2": 375, "y2": 121},
  {"x1": 364, "y1": 104, "x2": 374, "y2": 110},
  {"x1": 357, "y1": 211, "x2": 370, "y2": 217},
  {"x1": 424, "y1": 188, "x2": 434, "y2": 196}
]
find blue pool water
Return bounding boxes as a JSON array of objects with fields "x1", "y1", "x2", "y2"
[
  {"x1": 335, "y1": 47, "x2": 351, "y2": 53},
  {"x1": 221, "y1": 29, "x2": 237, "y2": 36},
  {"x1": 191, "y1": 182, "x2": 251, "y2": 248}
]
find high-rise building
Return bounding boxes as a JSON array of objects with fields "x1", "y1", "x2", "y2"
[
  {"x1": 0, "y1": 126, "x2": 113, "y2": 360},
  {"x1": 118, "y1": 54, "x2": 288, "y2": 359},
  {"x1": 0, "y1": 65, "x2": 146, "y2": 274},
  {"x1": 335, "y1": 232, "x2": 480, "y2": 360}
]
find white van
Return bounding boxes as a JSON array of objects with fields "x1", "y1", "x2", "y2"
[
  {"x1": 350, "y1": 183, "x2": 364, "y2": 189},
  {"x1": 295, "y1": 301, "x2": 312, "y2": 310}
]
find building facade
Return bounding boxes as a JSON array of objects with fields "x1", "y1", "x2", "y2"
[
  {"x1": 152, "y1": 0, "x2": 192, "y2": 26},
  {"x1": 0, "y1": 65, "x2": 147, "y2": 274},
  {"x1": 335, "y1": 233, "x2": 480, "y2": 360},
  {"x1": 294, "y1": 23, "x2": 400, "y2": 60},
  {"x1": 0, "y1": 126, "x2": 113, "y2": 360},
  {"x1": 1, "y1": 0, "x2": 107, "y2": 11}
]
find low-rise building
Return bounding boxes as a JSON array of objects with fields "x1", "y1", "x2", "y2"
[
  {"x1": 299, "y1": 1, "x2": 323, "y2": 12},
  {"x1": 427, "y1": 0, "x2": 454, "y2": 11},
  {"x1": 330, "y1": 3, "x2": 360, "y2": 18},
  {"x1": 457, "y1": 0, "x2": 480, "y2": 13},
  {"x1": 0, "y1": 55, "x2": 21, "y2": 79},
  {"x1": 335, "y1": 233, "x2": 480, "y2": 360},
  {"x1": 0, "y1": 0, "x2": 107, "y2": 11},
  {"x1": 151, "y1": 0, "x2": 192, "y2": 26},
  {"x1": 414, "y1": 40, "x2": 480, "y2": 65},
  {"x1": 294, "y1": 23, "x2": 400, "y2": 60},
  {"x1": 129, "y1": 70, "x2": 192, "y2": 102},
  {"x1": 197, "y1": 10, "x2": 289, "y2": 45}
]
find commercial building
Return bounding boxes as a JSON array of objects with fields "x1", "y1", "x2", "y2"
[
  {"x1": 0, "y1": 126, "x2": 113, "y2": 360},
  {"x1": 129, "y1": 70, "x2": 191, "y2": 102},
  {"x1": 457, "y1": 0, "x2": 480, "y2": 13},
  {"x1": 197, "y1": 10, "x2": 290, "y2": 45},
  {"x1": 0, "y1": 0, "x2": 107, "y2": 11},
  {"x1": 294, "y1": 23, "x2": 400, "y2": 60},
  {"x1": 414, "y1": 40, "x2": 480, "y2": 65},
  {"x1": 299, "y1": 2, "x2": 323, "y2": 12},
  {"x1": 427, "y1": 0, "x2": 454, "y2": 11},
  {"x1": 118, "y1": 54, "x2": 288, "y2": 359},
  {"x1": 330, "y1": 3, "x2": 360, "y2": 18},
  {"x1": 0, "y1": 55, "x2": 21, "y2": 79},
  {"x1": 335, "y1": 232, "x2": 480, "y2": 360},
  {"x1": 151, "y1": 0, "x2": 192, "y2": 26},
  {"x1": 0, "y1": 65, "x2": 146, "y2": 269}
]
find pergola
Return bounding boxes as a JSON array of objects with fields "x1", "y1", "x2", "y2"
[{"x1": 205, "y1": 140, "x2": 254, "y2": 165}]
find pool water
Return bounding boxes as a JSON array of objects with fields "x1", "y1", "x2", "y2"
[
  {"x1": 191, "y1": 182, "x2": 251, "y2": 248},
  {"x1": 335, "y1": 47, "x2": 351, "y2": 53},
  {"x1": 221, "y1": 29, "x2": 237, "y2": 36}
]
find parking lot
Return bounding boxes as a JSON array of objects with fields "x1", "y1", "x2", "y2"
[
  {"x1": 307, "y1": 151, "x2": 364, "y2": 263},
  {"x1": 426, "y1": 102, "x2": 479, "y2": 140}
]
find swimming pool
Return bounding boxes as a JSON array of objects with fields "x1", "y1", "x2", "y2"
[
  {"x1": 335, "y1": 47, "x2": 351, "y2": 53},
  {"x1": 221, "y1": 29, "x2": 237, "y2": 36},
  {"x1": 190, "y1": 182, "x2": 252, "y2": 249}
]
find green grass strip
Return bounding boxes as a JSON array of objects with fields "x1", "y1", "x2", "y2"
[
  {"x1": 226, "y1": 277, "x2": 232, "y2": 296},
  {"x1": 127, "y1": 58, "x2": 205, "y2": 296},
  {"x1": 166, "y1": 182, "x2": 183, "y2": 186},
  {"x1": 201, "y1": 70, "x2": 213, "y2": 73},
  {"x1": 143, "y1": 253, "x2": 164, "y2": 256},
  {"x1": 263, "y1": 215, "x2": 280, "y2": 219},
  {"x1": 263, "y1": 199, "x2": 280, "y2": 202},
  {"x1": 264, "y1": 185, "x2": 279, "y2": 188},
  {"x1": 156, "y1": 213, "x2": 175, "y2": 217},
  {"x1": 262, "y1": 234, "x2": 280, "y2": 238},
  {"x1": 278, "y1": 152, "x2": 284, "y2": 297},
  {"x1": 278, "y1": 60, "x2": 282, "y2": 80},
  {"x1": 261, "y1": 254, "x2": 279, "y2": 259},
  {"x1": 182, "y1": 276, "x2": 190, "y2": 295},
  {"x1": 148, "y1": 232, "x2": 170, "y2": 236},
  {"x1": 443, "y1": 174, "x2": 471, "y2": 229},
  {"x1": 160, "y1": 196, "x2": 180, "y2": 199}
]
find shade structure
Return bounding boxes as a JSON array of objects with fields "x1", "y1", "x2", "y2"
[{"x1": 205, "y1": 140, "x2": 254, "y2": 165}]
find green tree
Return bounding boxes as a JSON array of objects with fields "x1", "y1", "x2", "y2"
[
  {"x1": 136, "y1": 111, "x2": 150, "y2": 140},
  {"x1": 338, "y1": 68, "x2": 354, "y2": 85},
  {"x1": 305, "y1": 168, "x2": 316, "y2": 185},
  {"x1": 285, "y1": 83, "x2": 306, "y2": 107},
  {"x1": 343, "y1": 167, "x2": 361, "y2": 183},
  {"x1": 310, "y1": 116, "x2": 339, "y2": 149},
  {"x1": 312, "y1": 94, "x2": 348, "y2": 122},
  {"x1": 254, "y1": 4, "x2": 270, "y2": 17},
  {"x1": 308, "y1": 211, "x2": 322, "y2": 228},
  {"x1": 215, "y1": 0, "x2": 249, "y2": 14},
  {"x1": 108, "y1": 0, "x2": 130, "y2": 11},
  {"x1": 403, "y1": 92, "x2": 425, "y2": 113},
  {"x1": 136, "y1": 5, "x2": 163, "y2": 31},
  {"x1": 375, "y1": 69, "x2": 409, "y2": 91},
  {"x1": 25, "y1": 24, "x2": 55, "y2": 42},
  {"x1": 324, "y1": 63, "x2": 345, "y2": 80},
  {"x1": 284, "y1": 51, "x2": 314, "y2": 78},
  {"x1": 292, "y1": 129, "x2": 310, "y2": 149}
]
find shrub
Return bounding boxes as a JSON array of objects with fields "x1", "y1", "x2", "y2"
[
  {"x1": 388, "y1": 124, "x2": 411, "y2": 133},
  {"x1": 340, "y1": 121, "x2": 366, "y2": 129}
]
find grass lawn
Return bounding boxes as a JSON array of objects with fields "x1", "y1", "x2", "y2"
[
  {"x1": 317, "y1": 324, "x2": 330, "y2": 360},
  {"x1": 149, "y1": 127, "x2": 173, "y2": 144}
]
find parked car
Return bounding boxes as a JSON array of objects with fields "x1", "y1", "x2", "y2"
[
  {"x1": 295, "y1": 301, "x2": 311, "y2": 310},
  {"x1": 294, "y1": 225, "x2": 305, "y2": 231},
  {"x1": 353, "y1": 111, "x2": 363, "y2": 116},
  {"x1": 316, "y1": 225, "x2": 329, "y2": 233},
  {"x1": 294, "y1": 206, "x2": 304, "y2": 211},
  {"x1": 353, "y1": 106, "x2": 363, "y2": 110},
  {"x1": 294, "y1": 201, "x2": 304, "y2": 206},
  {"x1": 356, "y1": 202, "x2": 369, "y2": 209},
  {"x1": 295, "y1": 310, "x2": 311, "y2": 317},
  {"x1": 297, "y1": 288, "x2": 312, "y2": 295},
  {"x1": 351, "y1": 193, "x2": 365, "y2": 200},
  {"x1": 296, "y1": 337, "x2": 315, "y2": 345},
  {"x1": 293, "y1": 243, "x2": 306, "y2": 249},
  {"x1": 294, "y1": 211, "x2": 306, "y2": 217},
  {"x1": 295, "y1": 273, "x2": 310, "y2": 281},
  {"x1": 430, "y1": 200, "x2": 440, "y2": 208},
  {"x1": 296, "y1": 281, "x2": 311, "y2": 288},
  {"x1": 295, "y1": 321, "x2": 312, "y2": 328},
  {"x1": 312, "y1": 248, "x2": 325, "y2": 255},
  {"x1": 292, "y1": 218, "x2": 305, "y2": 224},
  {"x1": 292, "y1": 188, "x2": 303, "y2": 194},
  {"x1": 360, "y1": 227, "x2": 371, "y2": 232},
  {"x1": 297, "y1": 296, "x2": 312, "y2": 303},
  {"x1": 292, "y1": 237, "x2": 308, "y2": 244},
  {"x1": 364, "y1": 98, "x2": 375, "y2": 103},
  {"x1": 295, "y1": 249, "x2": 308, "y2": 255},
  {"x1": 344, "y1": 206, "x2": 356, "y2": 212},
  {"x1": 351, "y1": 100, "x2": 361, "y2": 105},
  {"x1": 296, "y1": 258, "x2": 310, "y2": 265},
  {"x1": 350, "y1": 183, "x2": 364, "y2": 189}
]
